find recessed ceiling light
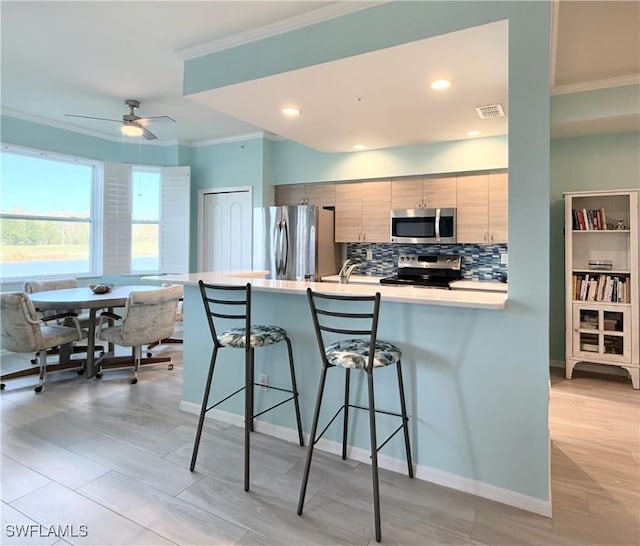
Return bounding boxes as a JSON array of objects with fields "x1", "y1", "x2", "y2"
[
  {"x1": 430, "y1": 79, "x2": 452, "y2": 90},
  {"x1": 352, "y1": 144, "x2": 366, "y2": 151},
  {"x1": 281, "y1": 107, "x2": 301, "y2": 117},
  {"x1": 466, "y1": 130, "x2": 481, "y2": 137}
]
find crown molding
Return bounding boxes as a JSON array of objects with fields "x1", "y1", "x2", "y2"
[
  {"x1": 175, "y1": 2, "x2": 385, "y2": 60},
  {"x1": 1, "y1": 108, "x2": 184, "y2": 146},
  {"x1": 552, "y1": 74, "x2": 640, "y2": 96}
]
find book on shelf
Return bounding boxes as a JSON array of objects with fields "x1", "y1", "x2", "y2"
[
  {"x1": 571, "y1": 207, "x2": 608, "y2": 230},
  {"x1": 572, "y1": 273, "x2": 629, "y2": 303}
]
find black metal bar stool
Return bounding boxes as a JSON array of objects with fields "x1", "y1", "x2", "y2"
[
  {"x1": 190, "y1": 281, "x2": 304, "y2": 491},
  {"x1": 297, "y1": 288, "x2": 413, "y2": 543}
]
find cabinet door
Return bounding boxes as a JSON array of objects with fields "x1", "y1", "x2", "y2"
[
  {"x1": 391, "y1": 177, "x2": 422, "y2": 209},
  {"x1": 362, "y1": 181, "x2": 391, "y2": 242},
  {"x1": 488, "y1": 172, "x2": 508, "y2": 243},
  {"x1": 305, "y1": 183, "x2": 335, "y2": 207},
  {"x1": 275, "y1": 185, "x2": 306, "y2": 206},
  {"x1": 423, "y1": 176, "x2": 457, "y2": 209},
  {"x1": 335, "y1": 183, "x2": 363, "y2": 242},
  {"x1": 572, "y1": 304, "x2": 630, "y2": 363},
  {"x1": 456, "y1": 174, "x2": 489, "y2": 243}
]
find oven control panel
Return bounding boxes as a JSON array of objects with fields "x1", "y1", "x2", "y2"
[{"x1": 397, "y1": 254, "x2": 461, "y2": 270}]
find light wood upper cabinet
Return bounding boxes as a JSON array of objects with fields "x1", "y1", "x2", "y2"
[
  {"x1": 305, "y1": 183, "x2": 335, "y2": 207},
  {"x1": 391, "y1": 177, "x2": 423, "y2": 209},
  {"x1": 275, "y1": 183, "x2": 336, "y2": 207},
  {"x1": 335, "y1": 183, "x2": 363, "y2": 242},
  {"x1": 275, "y1": 185, "x2": 306, "y2": 206},
  {"x1": 488, "y1": 172, "x2": 508, "y2": 243},
  {"x1": 362, "y1": 181, "x2": 391, "y2": 242},
  {"x1": 456, "y1": 172, "x2": 508, "y2": 244},
  {"x1": 335, "y1": 181, "x2": 391, "y2": 242},
  {"x1": 391, "y1": 176, "x2": 456, "y2": 209},
  {"x1": 423, "y1": 176, "x2": 457, "y2": 209}
]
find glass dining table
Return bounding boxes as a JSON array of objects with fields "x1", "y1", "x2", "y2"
[{"x1": 29, "y1": 285, "x2": 170, "y2": 377}]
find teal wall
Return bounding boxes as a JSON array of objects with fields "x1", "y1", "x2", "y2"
[
  {"x1": 271, "y1": 136, "x2": 508, "y2": 184},
  {"x1": 0, "y1": 115, "x2": 180, "y2": 166},
  {"x1": 183, "y1": 0, "x2": 552, "y2": 504},
  {"x1": 187, "y1": 138, "x2": 264, "y2": 270},
  {"x1": 549, "y1": 131, "x2": 640, "y2": 361}
]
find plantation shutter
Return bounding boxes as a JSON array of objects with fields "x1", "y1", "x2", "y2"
[
  {"x1": 160, "y1": 166, "x2": 190, "y2": 273},
  {"x1": 103, "y1": 162, "x2": 132, "y2": 274}
]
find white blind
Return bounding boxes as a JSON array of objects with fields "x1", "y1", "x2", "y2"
[
  {"x1": 161, "y1": 166, "x2": 190, "y2": 273},
  {"x1": 103, "y1": 163, "x2": 132, "y2": 274}
]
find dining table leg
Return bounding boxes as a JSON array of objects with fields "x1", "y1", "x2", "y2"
[{"x1": 85, "y1": 308, "x2": 97, "y2": 377}]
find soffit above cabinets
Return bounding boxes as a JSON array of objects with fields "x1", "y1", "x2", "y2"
[{"x1": 188, "y1": 20, "x2": 509, "y2": 153}]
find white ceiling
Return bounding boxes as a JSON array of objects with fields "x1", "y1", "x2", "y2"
[{"x1": 1, "y1": 1, "x2": 638, "y2": 150}]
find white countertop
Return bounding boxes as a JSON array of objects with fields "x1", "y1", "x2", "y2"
[
  {"x1": 320, "y1": 274, "x2": 384, "y2": 285},
  {"x1": 146, "y1": 271, "x2": 507, "y2": 310},
  {"x1": 450, "y1": 279, "x2": 508, "y2": 292}
]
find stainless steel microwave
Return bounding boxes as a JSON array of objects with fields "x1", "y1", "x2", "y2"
[{"x1": 390, "y1": 208, "x2": 456, "y2": 244}]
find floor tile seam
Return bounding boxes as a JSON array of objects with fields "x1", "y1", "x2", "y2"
[
  {"x1": 1, "y1": 472, "x2": 53, "y2": 505},
  {"x1": 1, "y1": 427, "x2": 111, "y2": 481},
  {"x1": 64, "y1": 477, "x2": 182, "y2": 546}
]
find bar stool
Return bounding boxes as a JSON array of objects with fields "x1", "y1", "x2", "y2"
[
  {"x1": 297, "y1": 288, "x2": 413, "y2": 543},
  {"x1": 190, "y1": 281, "x2": 304, "y2": 491}
]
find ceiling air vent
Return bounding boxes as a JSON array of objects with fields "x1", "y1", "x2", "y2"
[{"x1": 475, "y1": 104, "x2": 505, "y2": 119}]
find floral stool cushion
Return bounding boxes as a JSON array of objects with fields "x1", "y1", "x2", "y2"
[
  {"x1": 324, "y1": 338, "x2": 401, "y2": 369},
  {"x1": 218, "y1": 325, "x2": 287, "y2": 348}
]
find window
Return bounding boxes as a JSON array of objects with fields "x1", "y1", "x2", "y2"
[
  {"x1": 131, "y1": 167, "x2": 161, "y2": 272},
  {"x1": 0, "y1": 146, "x2": 100, "y2": 279}
]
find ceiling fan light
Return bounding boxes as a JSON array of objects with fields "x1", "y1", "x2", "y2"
[{"x1": 121, "y1": 123, "x2": 143, "y2": 137}]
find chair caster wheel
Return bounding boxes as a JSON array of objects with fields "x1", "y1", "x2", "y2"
[
  {"x1": 1, "y1": 383, "x2": 5, "y2": 390},
  {"x1": 129, "y1": 377, "x2": 138, "y2": 385},
  {"x1": 34, "y1": 385, "x2": 43, "y2": 393},
  {"x1": 167, "y1": 363, "x2": 174, "y2": 370},
  {"x1": 95, "y1": 372, "x2": 102, "y2": 379},
  {"x1": 147, "y1": 352, "x2": 152, "y2": 358},
  {"x1": 77, "y1": 369, "x2": 85, "y2": 375}
]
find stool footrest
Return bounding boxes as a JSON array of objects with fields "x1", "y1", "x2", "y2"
[
  {"x1": 252, "y1": 395, "x2": 296, "y2": 419},
  {"x1": 311, "y1": 403, "x2": 409, "y2": 450},
  {"x1": 205, "y1": 385, "x2": 246, "y2": 413}
]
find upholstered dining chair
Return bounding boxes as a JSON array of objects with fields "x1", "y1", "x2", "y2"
[
  {"x1": 95, "y1": 285, "x2": 182, "y2": 384},
  {"x1": 23, "y1": 277, "x2": 102, "y2": 363},
  {"x1": 0, "y1": 292, "x2": 85, "y2": 392},
  {"x1": 146, "y1": 284, "x2": 184, "y2": 357}
]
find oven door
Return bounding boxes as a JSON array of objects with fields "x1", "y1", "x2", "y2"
[{"x1": 390, "y1": 208, "x2": 456, "y2": 243}]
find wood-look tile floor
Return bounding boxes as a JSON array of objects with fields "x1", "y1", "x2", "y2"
[{"x1": 1, "y1": 345, "x2": 638, "y2": 545}]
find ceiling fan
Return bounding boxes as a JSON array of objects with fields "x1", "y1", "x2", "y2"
[{"x1": 65, "y1": 99, "x2": 175, "y2": 140}]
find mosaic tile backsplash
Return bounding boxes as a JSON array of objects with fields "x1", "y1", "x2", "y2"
[{"x1": 346, "y1": 243, "x2": 508, "y2": 280}]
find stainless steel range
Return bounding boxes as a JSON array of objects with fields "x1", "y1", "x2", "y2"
[{"x1": 380, "y1": 254, "x2": 462, "y2": 289}]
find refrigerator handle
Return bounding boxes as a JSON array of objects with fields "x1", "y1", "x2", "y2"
[
  {"x1": 281, "y1": 219, "x2": 289, "y2": 275},
  {"x1": 275, "y1": 220, "x2": 283, "y2": 276}
]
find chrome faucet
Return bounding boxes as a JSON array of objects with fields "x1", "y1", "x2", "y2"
[{"x1": 338, "y1": 259, "x2": 359, "y2": 283}]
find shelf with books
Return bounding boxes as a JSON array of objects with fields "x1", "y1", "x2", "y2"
[{"x1": 564, "y1": 189, "x2": 639, "y2": 389}]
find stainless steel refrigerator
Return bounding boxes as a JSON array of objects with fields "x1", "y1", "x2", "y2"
[{"x1": 253, "y1": 205, "x2": 340, "y2": 281}]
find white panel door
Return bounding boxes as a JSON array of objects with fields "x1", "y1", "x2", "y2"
[{"x1": 202, "y1": 190, "x2": 252, "y2": 271}]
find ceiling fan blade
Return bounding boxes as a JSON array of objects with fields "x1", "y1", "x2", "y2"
[
  {"x1": 65, "y1": 114, "x2": 121, "y2": 123},
  {"x1": 141, "y1": 126, "x2": 158, "y2": 140},
  {"x1": 138, "y1": 115, "x2": 176, "y2": 123}
]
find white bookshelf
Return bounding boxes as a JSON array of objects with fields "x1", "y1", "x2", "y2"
[{"x1": 564, "y1": 190, "x2": 639, "y2": 389}]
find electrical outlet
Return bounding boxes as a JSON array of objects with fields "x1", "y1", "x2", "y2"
[
  {"x1": 257, "y1": 373, "x2": 268, "y2": 390},
  {"x1": 366, "y1": 249, "x2": 373, "y2": 261},
  {"x1": 500, "y1": 253, "x2": 508, "y2": 265}
]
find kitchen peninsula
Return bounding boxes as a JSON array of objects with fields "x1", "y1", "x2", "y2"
[{"x1": 147, "y1": 271, "x2": 551, "y2": 516}]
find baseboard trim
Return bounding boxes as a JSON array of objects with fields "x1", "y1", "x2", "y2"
[{"x1": 179, "y1": 401, "x2": 551, "y2": 517}]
